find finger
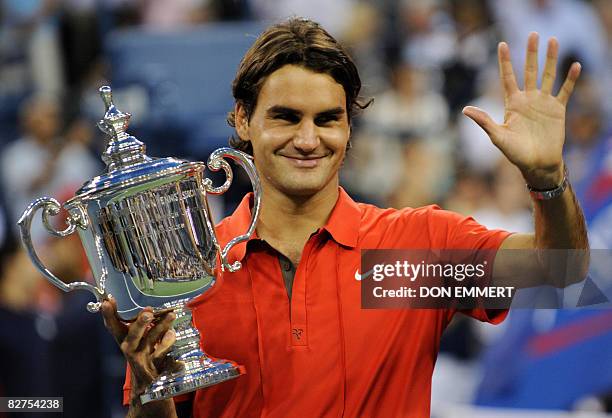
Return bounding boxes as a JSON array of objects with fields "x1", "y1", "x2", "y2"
[
  {"x1": 524, "y1": 32, "x2": 539, "y2": 91},
  {"x1": 497, "y1": 42, "x2": 519, "y2": 97},
  {"x1": 154, "y1": 353, "x2": 184, "y2": 375},
  {"x1": 462, "y1": 106, "x2": 501, "y2": 140},
  {"x1": 101, "y1": 297, "x2": 127, "y2": 344},
  {"x1": 143, "y1": 311, "x2": 176, "y2": 350},
  {"x1": 152, "y1": 328, "x2": 176, "y2": 360},
  {"x1": 557, "y1": 62, "x2": 582, "y2": 106},
  {"x1": 122, "y1": 308, "x2": 154, "y2": 354},
  {"x1": 541, "y1": 37, "x2": 558, "y2": 94}
]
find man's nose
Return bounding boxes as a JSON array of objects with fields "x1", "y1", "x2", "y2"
[{"x1": 293, "y1": 120, "x2": 319, "y2": 152}]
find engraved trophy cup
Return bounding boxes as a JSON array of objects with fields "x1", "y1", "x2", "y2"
[{"x1": 17, "y1": 86, "x2": 261, "y2": 403}]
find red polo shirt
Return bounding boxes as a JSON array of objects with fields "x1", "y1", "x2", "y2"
[{"x1": 124, "y1": 187, "x2": 511, "y2": 417}]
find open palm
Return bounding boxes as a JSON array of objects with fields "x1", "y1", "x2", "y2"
[{"x1": 463, "y1": 32, "x2": 581, "y2": 189}]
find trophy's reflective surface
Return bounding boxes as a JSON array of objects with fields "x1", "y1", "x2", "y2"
[{"x1": 18, "y1": 86, "x2": 261, "y2": 403}]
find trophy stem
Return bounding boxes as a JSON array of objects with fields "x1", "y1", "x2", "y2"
[{"x1": 140, "y1": 301, "x2": 245, "y2": 404}]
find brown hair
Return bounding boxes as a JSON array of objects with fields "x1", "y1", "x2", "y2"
[{"x1": 227, "y1": 18, "x2": 369, "y2": 154}]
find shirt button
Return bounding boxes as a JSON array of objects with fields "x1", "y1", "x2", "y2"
[{"x1": 282, "y1": 261, "x2": 292, "y2": 271}]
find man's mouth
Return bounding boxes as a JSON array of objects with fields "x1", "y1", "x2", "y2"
[{"x1": 279, "y1": 154, "x2": 328, "y2": 168}]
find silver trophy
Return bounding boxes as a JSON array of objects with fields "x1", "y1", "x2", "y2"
[{"x1": 17, "y1": 86, "x2": 261, "y2": 403}]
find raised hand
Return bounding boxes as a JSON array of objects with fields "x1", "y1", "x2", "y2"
[{"x1": 463, "y1": 32, "x2": 581, "y2": 189}]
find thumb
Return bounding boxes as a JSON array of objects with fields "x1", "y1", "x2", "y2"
[
  {"x1": 462, "y1": 106, "x2": 501, "y2": 141},
  {"x1": 101, "y1": 297, "x2": 128, "y2": 344},
  {"x1": 152, "y1": 328, "x2": 176, "y2": 360}
]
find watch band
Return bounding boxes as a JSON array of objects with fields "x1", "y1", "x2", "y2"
[{"x1": 527, "y1": 167, "x2": 569, "y2": 200}]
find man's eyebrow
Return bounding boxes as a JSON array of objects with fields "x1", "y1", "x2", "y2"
[
  {"x1": 265, "y1": 106, "x2": 346, "y2": 117},
  {"x1": 266, "y1": 105, "x2": 302, "y2": 116},
  {"x1": 315, "y1": 107, "x2": 345, "y2": 117}
]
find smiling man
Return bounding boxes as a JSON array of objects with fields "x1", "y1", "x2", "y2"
[
  {"x1": 231, "y1": 63, "x2": 353, "y2": 265},
  {"x1": 102, "y1": 18, "x2": 589, "y2": 418}
]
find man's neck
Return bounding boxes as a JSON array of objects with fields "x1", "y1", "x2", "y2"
[{"x1": 255, "y1": 181, "x2": 339, "y2": 264}]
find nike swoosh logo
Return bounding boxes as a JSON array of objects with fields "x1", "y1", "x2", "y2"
[{"x1": 355, "y1": 268, "x2": 373, "y2": 281}]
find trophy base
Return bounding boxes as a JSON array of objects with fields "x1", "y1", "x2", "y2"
[
  {"x1": 140, "y1": 300, "x2": 245, "y2": 404},
  {"x1": 141, "y1": 356, "x2": 245, "y2": 404}
]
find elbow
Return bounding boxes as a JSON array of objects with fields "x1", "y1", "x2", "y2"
[
  {"x1": 544, "y1": 247, "x2": 590, "y2": 288},
  {"x1": 570, "y1": 235, "x2": 591, "y2": 286},
  {"x1": 574, "y1": 246, "x2": 591, "y2": 285}
]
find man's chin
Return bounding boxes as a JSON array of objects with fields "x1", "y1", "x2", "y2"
[
  {"x1": 276, "y1": 178, "x2": 329, "y2": 198},
  {"x1": 280, "y1": 185, "x2": 321, "y2": 198}
]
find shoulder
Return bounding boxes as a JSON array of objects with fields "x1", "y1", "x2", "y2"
[
  {"x1": 357, "y1": 202, "x2": 510, "y2": 250},
  {"x1": 358, "y1": 202, "x2": 466, "y2": 229},
  {"x1": 357, "y1": 203, "x2": 461, "y2": 247}
]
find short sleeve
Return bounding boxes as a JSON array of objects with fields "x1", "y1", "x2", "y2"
[
  {"x1": 436, "y1": 209, "x2": 513, "y2": 251},
  {"x1": 428, "y1": 209, "x2": 514, "y2": 325}
]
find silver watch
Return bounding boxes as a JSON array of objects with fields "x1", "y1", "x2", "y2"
[{"x1": 527, "y1": 167, "x2": 569, "y2": 200}]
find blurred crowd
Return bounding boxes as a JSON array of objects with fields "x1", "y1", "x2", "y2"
[{"x1": 0, "y1": 0, "x2": 610, "y2": 417}]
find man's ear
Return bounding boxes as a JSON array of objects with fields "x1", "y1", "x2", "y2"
[{"x1": 235, "y1": 103, "x2": 250, "y2": 142}]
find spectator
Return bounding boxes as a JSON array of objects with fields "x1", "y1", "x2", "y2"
[
  {"x1": 457, "y1": 64, "x2": 505, "y2": 174},
  {"x1": 0, "y1": 95, "x2": 100, "y2": 242},
  {"x1": 343, "y1": 60, "x2": 451, "y2": 205},
  {"x1": 0, "y1": 239, "x2": 125, "y2": 418},
  {"x1": 0, "y1": 0, "x2": 65, "y2": 98},
  {"x1": 592, "y1": 0, "x2": 612, "y2": 120},
  {"x1": 443, "y1": 168, "x2": 493, "y2": 216},
  {"x1": 490, "y1": 0, "x2": 608, "y2": 86},
  {"x1": 398, "y1": 0, "x2": 455, "y2": 70},
  {"x1": 58, "y1": 0, "x2": 103, "y2": 97},
  {"x1": 472, "y1": 159, "x2": 533, "y2": 234},
  {"x1": 249, "y1": 0, "x2": 354, "y2": 37},
  {"x1": 139, "y1": 0, "x2": 212, "y2": 30},
  {"x1": 363, "y1": 60, "x2": 449, "y2": 138},
  {"x1": 564, "y1": 76, "x2": 609, "y2": 214},
  {"x1": 339, "y1": 2, "x2": 388, "y2": 96},
  {"x1": 386, "y1": 134, "x2": 454, "y2": 208},
  {"x1": 443, "y1": 0, "x2": 500, "y2": 113}
]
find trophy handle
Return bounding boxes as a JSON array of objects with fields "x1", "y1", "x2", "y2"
[
  {"x1": 203, "y1": 148, "x2": 261, "y2": 273},
  {"x1": 17, "y1": 197, "x2": 107, "y2": 313}
]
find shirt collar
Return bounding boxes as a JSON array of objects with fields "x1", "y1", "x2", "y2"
[
  {"x1": 221, "y1": 187, "x2": 360, "y2": 263},
  {"x1": 321, "y1": 187, "x2": 360, "y2": 248}
]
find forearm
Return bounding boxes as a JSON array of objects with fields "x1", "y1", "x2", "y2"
[
  {"x1": 494, "y1": 171, "x2": 589, "y2": 289},
  {"x1": 529, "y1": 173, "x2": 590, "y2": 287},
  {"x1": 469, "y1": 33, "x2": 588, "y2": 290},
  {"x1": 532, "y1": 181, "x2": 588, "y2": 250}
]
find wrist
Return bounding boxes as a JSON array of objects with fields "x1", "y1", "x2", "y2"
[
  {"x1": 526, "y1": 165, "x2": 569, "y2": 201},
  {"x1": 127, "y1": 399, "x2": 177, "y2": 418},
  {"x1": 129, "y1": 391, "x2": 146, "y2": 410},
  {"x1": 129, "y1": 374, "x2": 150, "y2": 406},
  {"x1": 522, "y1": 163, "x2": 565, "y2": 190}
]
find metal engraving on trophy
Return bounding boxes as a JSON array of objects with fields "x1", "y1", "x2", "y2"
[
  {"x1": 98, "y1": 179, "x2": 216, "y2": 296},
  {"x1": 17, "y1": 86, "x2": 261, "y2": 403}
]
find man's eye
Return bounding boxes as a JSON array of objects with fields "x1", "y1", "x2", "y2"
[
  {"x1": 315, "y1": 116, "x2": 338, "y2": 125},
  {"x1": 274, "y1": 114, "x2": 299, "y2": 123}
]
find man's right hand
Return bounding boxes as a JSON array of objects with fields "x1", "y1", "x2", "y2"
[{"x1": 101, "y1": 297, "x2": 180, "y2": 417}]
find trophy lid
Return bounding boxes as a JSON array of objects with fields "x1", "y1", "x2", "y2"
[{"x1": 66, "y1": 86, "x2": 200, "y2": 206}]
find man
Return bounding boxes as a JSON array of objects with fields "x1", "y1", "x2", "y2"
[
  {"x1": 102, "y1": 18, "x2": 588, "y2": 417},
  {"x1": 0, "y1": 96, "x2": 99, "y2": 242}
]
